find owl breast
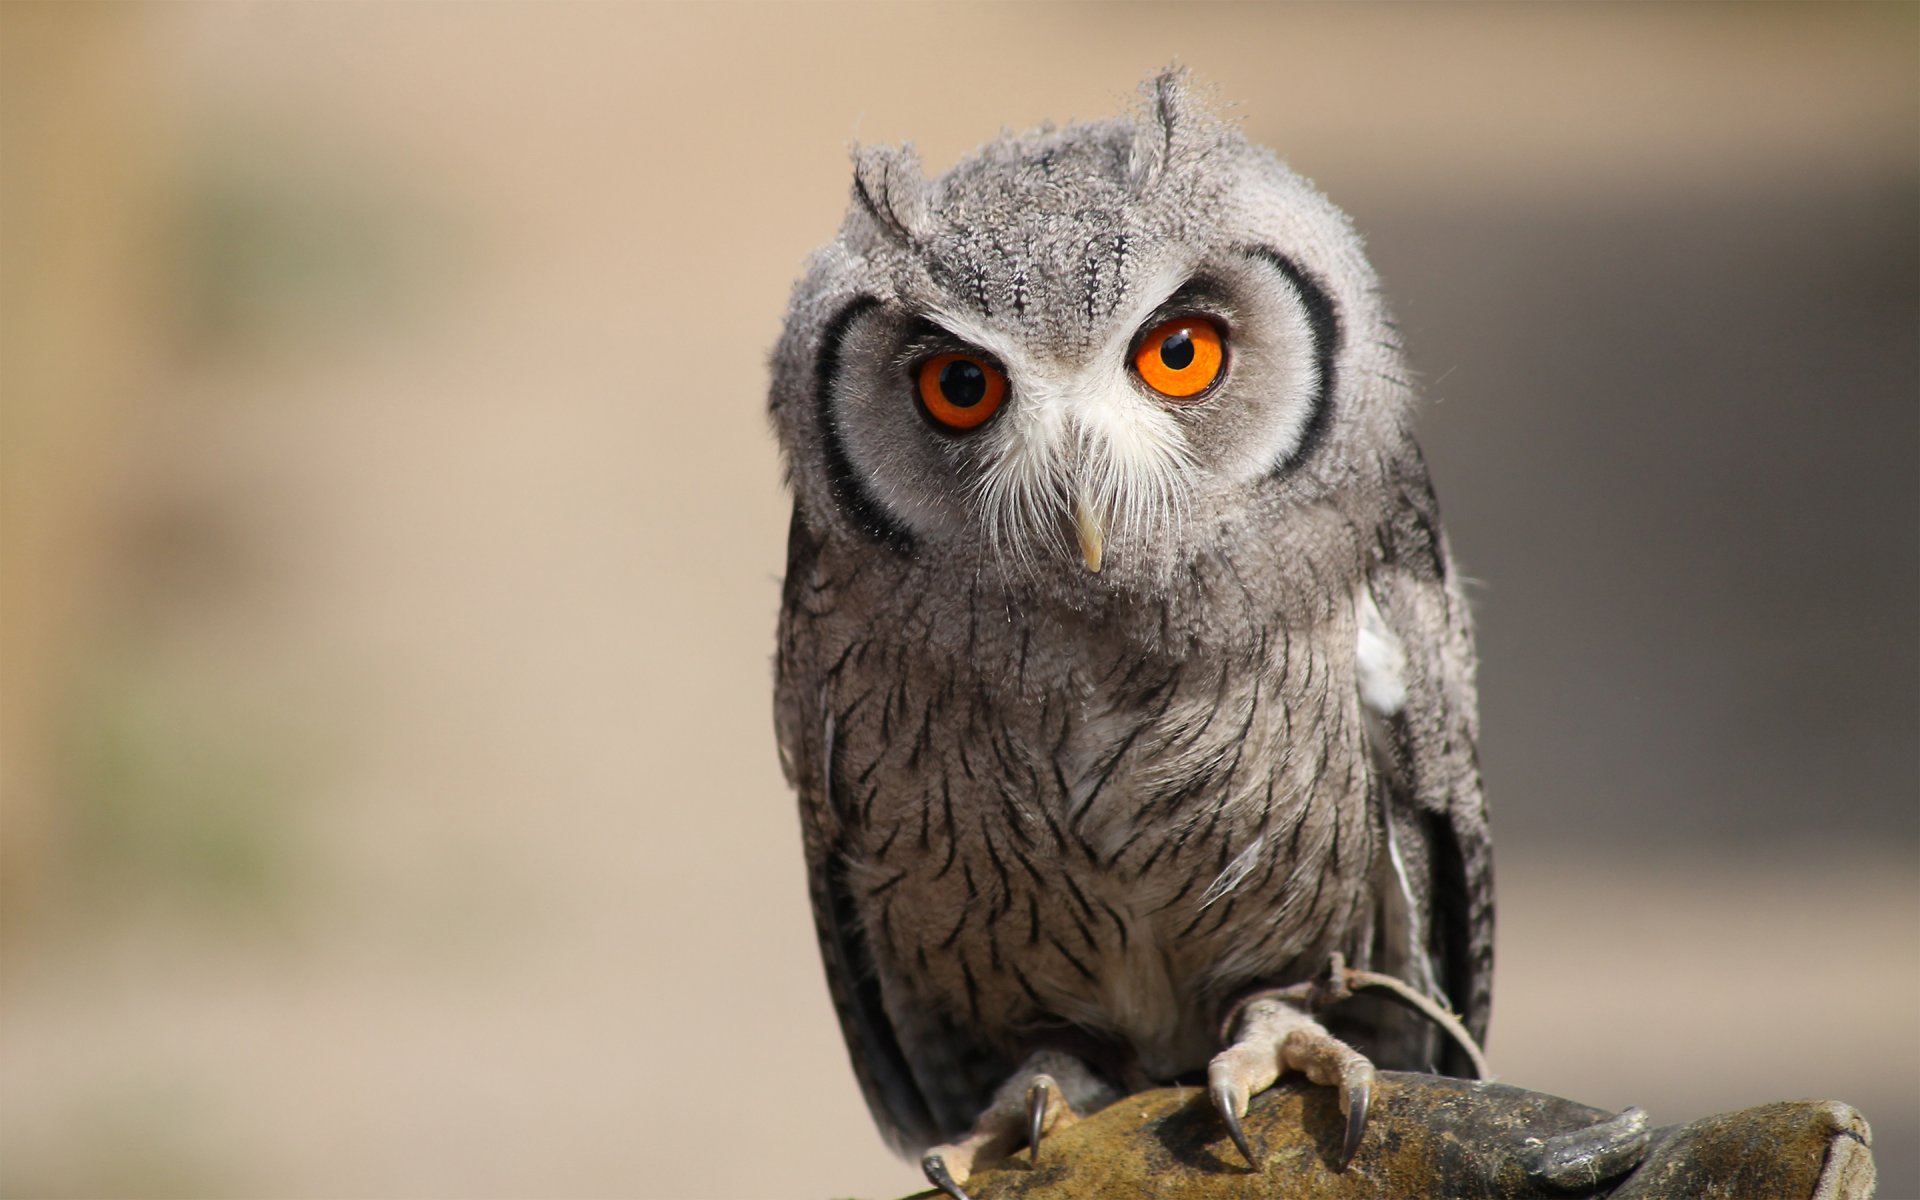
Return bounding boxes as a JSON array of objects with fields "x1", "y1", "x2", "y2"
[{"x1": 815, "y1": 552, "x2": 1381, "y2": 1084}]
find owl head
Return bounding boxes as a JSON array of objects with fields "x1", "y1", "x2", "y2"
[{"x1": 770, "y1": 72, "x2": 1415, "y2": 599}]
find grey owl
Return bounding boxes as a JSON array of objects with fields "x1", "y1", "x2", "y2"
[{"x1": 770, "y1": 73, "x2": 1492, "y2": 1198}]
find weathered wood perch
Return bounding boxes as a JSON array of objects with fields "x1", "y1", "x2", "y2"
[{"x1": 899, "y1": 1072, "x2": 1875, "y2": 1199}]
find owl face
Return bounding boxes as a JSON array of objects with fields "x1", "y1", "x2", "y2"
[{"x1": 772, "y1": 76, "x2": 1403, "y2": 598}]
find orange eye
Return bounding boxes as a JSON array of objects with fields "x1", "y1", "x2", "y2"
[
  {"x1": 1133, "y1": 317, "x2": 1225, "y2": 399},
  {"x1": 916, "y1": 352, "x2": 1007, "y2": 431}
]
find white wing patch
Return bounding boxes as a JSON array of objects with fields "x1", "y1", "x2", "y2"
[
  {"x1": 1383, "y1": 815, "x2": 1417, "y2": 915},
  {"x1": 1377, "y1": 788, "x2": 1442, "y2": 1001},
  {"x1": 1356, "y1": 588, "x2": 1408, "y2": 717}
]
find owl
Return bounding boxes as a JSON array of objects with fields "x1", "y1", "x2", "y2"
[{"x1": 770, "y1": 73, "x2": 1492, "y2": 1198}]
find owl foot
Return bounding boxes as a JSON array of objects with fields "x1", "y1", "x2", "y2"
[
  {"x1": 1209, "y1": 992, "x2": 1375, "y2": 1172},
  {"x1": 919, "y1": 1076, "x2": 1074, "y2": 1200},
  {"x1": 919, "y1": 1051, "x2": 1110, "y2": 1200}
]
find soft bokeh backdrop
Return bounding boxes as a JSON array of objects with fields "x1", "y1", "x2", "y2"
[{"x1": 3, "y1": 4, "x2": 1915, "y2": 1198}]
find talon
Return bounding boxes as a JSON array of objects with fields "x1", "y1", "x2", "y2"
[
  {"x1": 1026, "y1": 1077, "x2": 1052, "y2": 1165},
  {"x1": 921, "y1": 1152, "x2": 974, "y2": 1200},
  {"x1": 1340, "y1": 1074, "x2": 1372, "y2": 1169},
  {"x1": 1211, "y1": 1080, "x2": 1260, "y2": 1170}
]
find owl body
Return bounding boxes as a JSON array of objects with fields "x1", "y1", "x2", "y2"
[{"x1": 772, "y1": 76, "x2": 1491, "y2": 1156}]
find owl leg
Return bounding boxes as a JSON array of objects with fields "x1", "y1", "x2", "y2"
[
  {"x1": 920, "y1": 1049, "x2": 1115, "y2": 1200},
  {"x1": 1208, "y1": 991, "x2": 1375, "y2": 1172}
]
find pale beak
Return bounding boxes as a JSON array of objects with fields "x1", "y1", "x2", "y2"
[{"x1": 1072, "y1": 489, "x2": 1105, "y2": 574}]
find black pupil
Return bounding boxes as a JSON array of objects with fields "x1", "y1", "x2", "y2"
[
  {"x1": 939, "y1": 359, "x2": 987, "y2": 408},
  {"x1": 1159, "y1": 329, "x2": 1196, "y2": 370}
]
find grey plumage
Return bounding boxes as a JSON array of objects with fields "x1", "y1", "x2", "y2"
[{"x1": 770, "y1": 73, "x2": 1492, "y2": 1166}]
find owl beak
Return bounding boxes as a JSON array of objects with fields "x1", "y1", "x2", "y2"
[{"x1": 1072, "y1": 491, "x2": 1105, "y2": 573}]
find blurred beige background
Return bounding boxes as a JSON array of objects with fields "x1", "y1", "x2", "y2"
[{"x1": 2, "y1": 4, "x2": 1915, "y2": 1198}]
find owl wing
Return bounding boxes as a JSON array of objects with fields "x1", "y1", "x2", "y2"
[
  {"x1": 1359, "y1": 452, "x2": 1495, "y2": 1077},
  {"x1": 775, "y1": 505, "x2": 947, "y2": 1155}
]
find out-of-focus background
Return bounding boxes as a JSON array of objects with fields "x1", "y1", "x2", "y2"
[{"x1": 2, "y1": 4, "x2": 1914, "y2": 1197}]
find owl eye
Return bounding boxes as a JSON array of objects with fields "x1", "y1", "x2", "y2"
[
  {"x1": 1133, "y1": 317, "x2": 1225, "y2": 400},
  {"x1": 916, "y1": 352, "x2": 1007, "y2": 431}
]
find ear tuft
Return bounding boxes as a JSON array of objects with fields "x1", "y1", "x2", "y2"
[
  {"x1": 1127, "y1": 67, "x2": 1193, "y2": 191},
  {"x1": 851, "y1": 143, "x2": 929, "y2": 245}
]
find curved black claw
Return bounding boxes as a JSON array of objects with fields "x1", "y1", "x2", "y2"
[
  {"x1": 1339, "y1": 1076, "x2": 1373, "y2": 1170},
  {"x1": 1211, "y1": 1081, "x2": 1260, "y2": 1170},
  {"x1": 921, "y1": 1152, "x2": 974, "y2": 1200},
  {"x1": 1026, "y1": 1077, "x2": 1052, "y2": 1165}
]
